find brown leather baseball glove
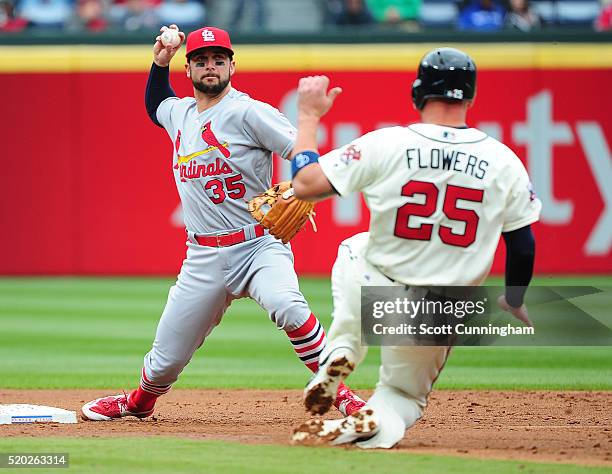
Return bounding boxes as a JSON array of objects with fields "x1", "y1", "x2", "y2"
[{"x1": 248, "y1": 181, "x2": 316, "y2": 244}]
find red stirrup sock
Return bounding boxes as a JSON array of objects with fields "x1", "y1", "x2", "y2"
[
  {"x1": 128, "y1": 368, "x2": 172, "y2": 412},
  {"x1": 286, "y1": 313, "x2": 327, "y2": 373}
]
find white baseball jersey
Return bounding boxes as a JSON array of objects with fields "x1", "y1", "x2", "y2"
[
  {"x1": 156, "y1": 88, "x2": 296, "y2": 233},
  {"x1": 319, "y1": 123, "x2": 542, "y2": 286}
]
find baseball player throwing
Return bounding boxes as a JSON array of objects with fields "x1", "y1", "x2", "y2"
[
  {"x1": 288, "y1": 48, "x2": 541, "y2": 447},
  {"x1": 81, "y1": 25, "x2": 364, "y2": 421}
]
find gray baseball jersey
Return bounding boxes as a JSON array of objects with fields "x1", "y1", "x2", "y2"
[
  {"x1": 157, "y1": 88, "x2": 296, "y2": 233},
  {"x1": 141, "y1": 87, "x2": 312, "y2": 389}
]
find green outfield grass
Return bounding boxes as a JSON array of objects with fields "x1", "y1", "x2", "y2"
[
  {"x1": 0, "y1": 276, "x2": 610, "y2": 390},
  {"x1": 0, "y1": 438, "x2": 608, "y2": 474},
  {"x1": 1, "y1": 276, "x2": 610, "y2": 474}
]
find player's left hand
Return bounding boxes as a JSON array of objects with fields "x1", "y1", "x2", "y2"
[
  {"x1": 248, "y1": 181, "x2": 316, "y2": 244},
  {"x1": 297, "y1": 75, "x2": 342, "y2": 119},
  {"x1": 497, "y1": 295, "x2": 533, "y2": 328}
]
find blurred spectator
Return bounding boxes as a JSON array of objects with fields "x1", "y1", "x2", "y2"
[
  {"x1": 66, "y1": 0, "x2": 109, "y2": 31},
  {"x1": 365, "y1": 0, "x2": 421, "y2": 24},
  {"x1": 505, "y1": 0, "x2": 540, "y2": 30},
  {"x1": 334, "y1": 0, "x2": 375, "y2": 25},
  {"x1": 457, "y1": 0, "x2": 505, "y2": 30},
  {"x1": 156, "y1": 0, "x2": 205, "y2": 31},
  {"x1": 230, "y1": 0, "x2": 265, "y2": 30},
  {"x1": 17, "y1": 0, "x2": 72, "y2": 27},
  {"x1": 595, "y1": 0, "x2": 612, "y2": 30},
  {"x1": 110, "y1": 0, "x2": 159, "y2": 31},
  {"x1": 322, "y1": 0, "x2": 343, "y2": 24},
  {"x1": 0, "y1": 0, "x2": 27, "y2": 31}
]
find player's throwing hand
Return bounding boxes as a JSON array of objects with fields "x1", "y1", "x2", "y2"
[
  {"x1": 154, "y1": 24, "x2": 186, "y2": 68},
  {"x1": 297, "y1": 76, "x2": 342, "y2": 119}
]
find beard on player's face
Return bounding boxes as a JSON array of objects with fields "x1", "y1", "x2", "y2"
[{"x1": 192, "y1": 75, "x2": 230, "y2": 94}]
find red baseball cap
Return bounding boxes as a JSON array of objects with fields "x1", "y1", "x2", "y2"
[{"x1": 186, "y1": 27, "x2": 234, "y2": 58}]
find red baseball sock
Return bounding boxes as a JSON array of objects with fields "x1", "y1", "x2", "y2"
[
  {"x1": 286, "y1": 314, "x2": 362, "y2": 413},
  {"x1": 286, "y1": 313, "x2": 327, "y2": 373},
  {"x1": 128, "y1": 368, "x2": 172, "y2": 411},
  {"x1": 129, "y1": 387, "x2": 158, "y2": 412}
]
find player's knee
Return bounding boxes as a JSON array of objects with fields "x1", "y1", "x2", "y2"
[{"x1": 265, "y1": 292, "x2": 310, "y2": 330}]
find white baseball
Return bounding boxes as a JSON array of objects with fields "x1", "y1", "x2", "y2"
[{"x1": 161, "y1": 29, "x2": 181, "y2": 48}]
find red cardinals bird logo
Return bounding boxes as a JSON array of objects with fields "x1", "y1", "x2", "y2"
[{"x1": 201, "y1": 121, "x2": 231, "y2": 158}]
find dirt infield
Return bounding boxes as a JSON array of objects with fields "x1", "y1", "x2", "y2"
[{"x1": 1, "y1": 389, "x2": 610, "y2": 466}]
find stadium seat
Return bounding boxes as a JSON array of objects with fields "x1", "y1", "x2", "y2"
[
  {"x1": 206, "y1": 0, "x2": 323, "y2": 32},
  {"x1": 531, "y1": 0, "x2": 555, "y2": 23},
  {"x1": 419, "y1": 0, "x2": 458, "y2": 27},
  {"x1": 532, "y1": 0, "x2": 600, "y2": 25},
  {"x1": 267, "y1": 0, "x2": 322, "y2": 32},
  {"x1": 557, "y1": 0, "x2": 600, "y2": 25}
]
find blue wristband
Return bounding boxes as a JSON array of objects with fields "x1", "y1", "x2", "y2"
[{"x1": 291, "y1": 151, "x2": 319, "y2": 179}]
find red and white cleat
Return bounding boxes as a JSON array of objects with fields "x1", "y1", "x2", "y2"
[
  {"x1": 335, "y1": 385, "x2": 366, "y2": 416},
  {"x1": 81, "y1": 391, "x2": 153, "y2": 421}
]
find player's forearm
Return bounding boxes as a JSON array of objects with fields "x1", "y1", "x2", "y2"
[
  {"x1": 291, "y1": 114, "x2": 320, "y2": 158},
  {"x1": 292, "y1": 164, "x2": 336, "y2": 202},
  {"x1": 291, "y1": 112, "x2": 336, "y2": 201},
  {"x1": 145, "y1": 62, "x2": 176, "y2": 127},
  {"x1": 502, "y1": 225, "x2": 536, "y2": 307}
]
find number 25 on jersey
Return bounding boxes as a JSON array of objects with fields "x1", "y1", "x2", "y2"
[{"x1": 394, "y1": 180, "x2": 484, "y2": 248}]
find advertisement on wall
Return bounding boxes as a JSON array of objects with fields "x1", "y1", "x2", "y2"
[{"x1": 0, "y1": 44, "x2": 610, "y2": 274}]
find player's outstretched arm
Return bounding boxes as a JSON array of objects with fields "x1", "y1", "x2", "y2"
[
  {"x1": 292, "y1": 163, "x2": 336, "y2": 202},
  {"x1": 291, "y1": 76, "x2": 342, "y2": 201},
  {"x1": 146, "y1": 25, "x2": 184, "y2": 127},
  {"x1": 498, "y1": 225, "x2": 536, "y2": 327},
  {"x1": 292, "y1": 75, "x2": 342, "y2": 156}
]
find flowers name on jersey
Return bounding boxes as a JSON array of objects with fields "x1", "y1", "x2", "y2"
[{"x1": 174, "y1": 121, "x2": 233, "y2": 182}]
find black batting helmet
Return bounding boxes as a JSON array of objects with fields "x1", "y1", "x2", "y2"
[{"x1": 412, "y1": 48, "x2": 477, "y2": 110}]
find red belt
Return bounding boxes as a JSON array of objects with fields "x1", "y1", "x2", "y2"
[{"x1": 195, "y1": 224, "x2": 265, "y2": 247}]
